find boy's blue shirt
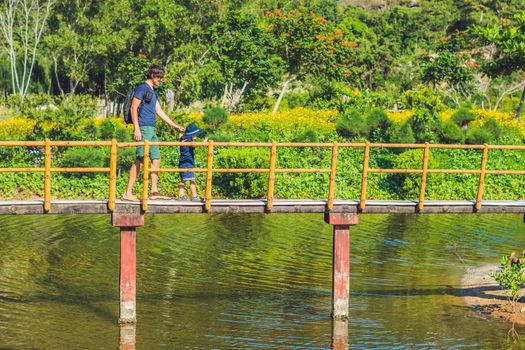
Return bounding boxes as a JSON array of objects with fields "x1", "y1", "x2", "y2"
[
  {"x1": 133, "y1": 83, "x2": 157, "y2": 127},
  {"x1": 179, "y1": 138, "x2": 195, "y2": 166}
]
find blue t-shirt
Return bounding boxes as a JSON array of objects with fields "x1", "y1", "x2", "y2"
[
  {"x1": 179, "y1": 138, "x2": 195, "y2": 167},
  {"x1": 133, "y1": 83, "x2": 158, "y2": 127}
]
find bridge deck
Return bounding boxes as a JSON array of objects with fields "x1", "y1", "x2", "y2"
[{"x1": 2, "y1": 199, "x2": 525, "y2": 215}]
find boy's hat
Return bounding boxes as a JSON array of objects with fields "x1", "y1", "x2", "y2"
[{"x1": 182, "y1": 123, "x2": 203, "y2": 138}]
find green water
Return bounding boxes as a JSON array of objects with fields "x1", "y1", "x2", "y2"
[{"x1": 1, "y1": 213, "x2": 524, "y2": 349}]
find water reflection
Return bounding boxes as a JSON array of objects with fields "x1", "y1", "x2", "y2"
[
  {"x1": 331, "y1": 320, "x2": 348, "y2": 350},
  {"x1": 119, "y1": 323, "x2": 136, "y2": 350}
]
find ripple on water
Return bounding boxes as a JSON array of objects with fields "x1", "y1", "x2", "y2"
[{"x1": 1, "y1": 213, "x2": 525, "y2": 348}]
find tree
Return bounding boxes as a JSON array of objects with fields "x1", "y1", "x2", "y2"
[
  {"x1": 133, "y1": 0, "x2": 200, "y2": 62},
  {"x1": 208, "y1": 11, "x2": 282, "y2": 111},
  {"x1": 166, "y1": 43, "x2": 223, "y2": 109},
  {"x1": 265, "y1": 8, "x2": 358, "y2": 112},
  {"x1": 44, "y1": 0, "x2": 136, "y2": 95},
  {"x1": 420, "y1": 31, "x2": 479, "y2": 106},
  {"x1": 471, "y1": 14, "x2": 525, "y2": 121},
  {"x1": 0, "y1": 0, "x2": 53, "y2": 96}
]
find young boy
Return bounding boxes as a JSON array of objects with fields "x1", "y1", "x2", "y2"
[{"x1": 178, "y1": 123, "x2": 207, "y2": 201}]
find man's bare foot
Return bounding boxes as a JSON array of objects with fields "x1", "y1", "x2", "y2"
[
  {"x1": 122, "y1": 193, "x2": 140, "y2": 202},
  {"x1": 150, "y1": 192, "x2": 172, "y2": 200}
]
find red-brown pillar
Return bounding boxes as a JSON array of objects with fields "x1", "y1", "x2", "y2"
[
  {"x1": 112, "y1": 214, "x2": 144, "y2": 324},
  {"x1": 324, "y1": 212, "x2": 358, "y2": 320},
  {"x1": 119, "y1": 323, "x2": 136, "y2": 350},
  {"x1": 331, "y1": 320, "x2": 349, "y2": 350}
]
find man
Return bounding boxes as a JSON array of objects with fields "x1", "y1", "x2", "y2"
[{"x1": 122, "y1": 64, "x2": 184, "y2": 201}]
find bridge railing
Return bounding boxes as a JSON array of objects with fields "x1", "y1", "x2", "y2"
[{"x1": 1, "y1": 140, "x2": 525, "y2": 212}]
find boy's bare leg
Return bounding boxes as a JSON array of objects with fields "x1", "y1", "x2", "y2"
[
  {"x1": 189, "y1": 180, "x2": 197, "y2": 197},
  {"x1": 151, "y1": 158, "x2": 161, "y2": 193},
  {"x1": 123, "y1": 160, "x2": 143, "y2": 199},
  {"x1": 178, "y1": 181, "x2": 186, "y2": 198}
]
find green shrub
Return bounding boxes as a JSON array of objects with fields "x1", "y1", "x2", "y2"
[
  {"x1": 336, "y1": 109, "x2": 367, "y2": 139},
  {"x1": 294, "y1": 128, "x2": 318, "y2": 143},
  {"x1": 390, "y1": 122, "x2": 415, "y2": 144},
  {"x1": 366, "y1": 108, "x2": 392, "y2": 141},
  {"x1": 483, "y1": 118, "x2": 501, "y2": 139},
  {"x1": 203, "y1": 106, "x2": 228, "y2": 129},
  {"x1": 207, "y1": 131, "x2": 232, "y2": 142},
  {"x1": 213, "y1": 147, "x2": 269, "y2": 198},
  {"x1": 408, "y1": 109, "x2": 442, "y2": 143},
  {"x1": 490, "y1": 254, "x2": 525, "y2": 301},
  {"x1": 238, "y1": 95, "x2": 272, "y2": 112},
  {"x1": 60, "y1": 147, "x2": 106, "y2": 177},
  {"x1": 99, "y1": 119, "x2": 118, "y2": 140},
  {"x1": 451, "y1": 106, "x2": 475, "y2": 127},
  {"x1": 7, "y1": 93, "x2": 55, "y2": 115},
  {"x1": 115, "y1": 127, "x2": 131, "y2": 141},
  {"x1": 117, "y1": 147, "x2": 136, "y2": 173},
  {"x1": 310, "y1": 79, "x2": 355, "y2": 110},
  {"x1": 403, "y1": 88, "x2": 445, "y2": 114},
  {"x1": 58, "y1": 94, "x2": 98, "y2": 119},
  {"x1": 286, "y1": 91, "x2": 310, "y2": 109},
  {"x1": 466, "y1": 127, "x2": 492, "y2": 144},
  {"x1": 441, "y1": 122, "x2": 464, "y2": 143},
  {"x1": 83, "y1": 121, "x2": 98, "y2": 140}
]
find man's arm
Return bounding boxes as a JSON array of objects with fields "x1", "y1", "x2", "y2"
[
  {"x1": 156, "y1": 101, "x2": 184, "y2": 132},
  {"x1": 131, "y1": 97, "x2": 142, "y2": 141}
]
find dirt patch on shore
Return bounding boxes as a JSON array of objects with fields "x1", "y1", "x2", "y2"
[{"x1": 461, "y1": 264, "x2": 525, "y2": 325}]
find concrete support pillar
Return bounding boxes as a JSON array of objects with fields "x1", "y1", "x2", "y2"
[
  {"x1": 324, "y1": 212, "x2": 358, "y2": 320},
  {"x1": 112, "y1": 214, "x2": 144, "y2": 324},
  {"x1": 120, "y1": 227, "x2": 137, "y2": 323}
]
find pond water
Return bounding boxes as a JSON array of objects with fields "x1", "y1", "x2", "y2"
[{"x1": 1, "y1": 213, "x2": 525, "y2": 349}]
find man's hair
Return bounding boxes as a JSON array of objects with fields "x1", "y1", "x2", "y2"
[{"x1": 146, "y1": 64, "x2": 165, "y2": 79}]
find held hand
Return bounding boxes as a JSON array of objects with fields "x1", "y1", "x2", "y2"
[
  {"x1": 203, "y1": 137, "x2": 208, "y2": 142},
  {"x1": 134, "y1": 129, "x2": 142, "y2": 141},
  {"x1": 175, "y1": 125, "x2": 185, "y2": 133}
]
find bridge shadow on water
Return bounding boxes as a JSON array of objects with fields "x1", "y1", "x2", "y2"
[{"x1": 355, "y1": 284, "x2": 510, "y2": 301}]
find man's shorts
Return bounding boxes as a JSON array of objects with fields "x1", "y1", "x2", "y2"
[
  {"x1": 136, "y1": 126, "x2": 161, "y2": 160},
  {"x1": 179, "y1": 162, "x2": 195, "y2": 181}
]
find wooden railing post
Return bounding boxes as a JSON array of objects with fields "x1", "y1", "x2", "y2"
[
  {"x1": 108, "y1": 138, "x2": 117, "y2": 212},
  {"x1": 476, "y1": 144, "x2": 489, "y2": 211},
  {"x1": 44, "y1": 139, "x2": 51, "y2": 212},
  {"x1": 417, "y1": 142, "x2": 430, "y2": 211},
  {"x1": 359, "y1": 141, "x2": 370, "y2": 211},
  {"x1": 266, "y1": 141, "x2": 277, "y2": 211},
  {"x1": 205, "y1": 140, "x2": 214, "y2": 211},
  {"x1": 328, "y1": 142, "x2": 338, "y2": 210},
  {"x1": 142, "y1": 140, "x2": 150, "y2": 211},
  {"x1": 324, "y1": 212, "x2": 359, "y2": 320}
]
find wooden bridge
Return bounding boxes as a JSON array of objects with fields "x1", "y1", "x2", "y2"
[
  {"x1": 2, "y1": 139, "x2": 525, "y2": 213},
  {"x1": 2, "y1": 139, "x2": 525, "y2": 328}
]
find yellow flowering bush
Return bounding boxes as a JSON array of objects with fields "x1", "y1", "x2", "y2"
[
  {"x1": 467, "y1": 109, "x2": 525, "y2": 134},
  {"x1": 0, "y1": 118, "x2": 35, "y2": 140},
  {"x1": 387, "y1": 110, "x2": 413, "y2": 125},
  {"x1": 440, "y1": 110, "x2": 454, "y2": 123},
  {"x1": 228, "y1": 108, "x2": 337, "y2": 133}
]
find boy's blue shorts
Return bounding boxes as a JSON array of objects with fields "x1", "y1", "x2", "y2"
[{"x1": 179, "y1": 162, "x2": 195, "y2": 181}]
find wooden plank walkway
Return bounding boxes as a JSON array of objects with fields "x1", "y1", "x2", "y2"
[{"x1": 2, "y1": 199, "x2": 525, "y2": 215}]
